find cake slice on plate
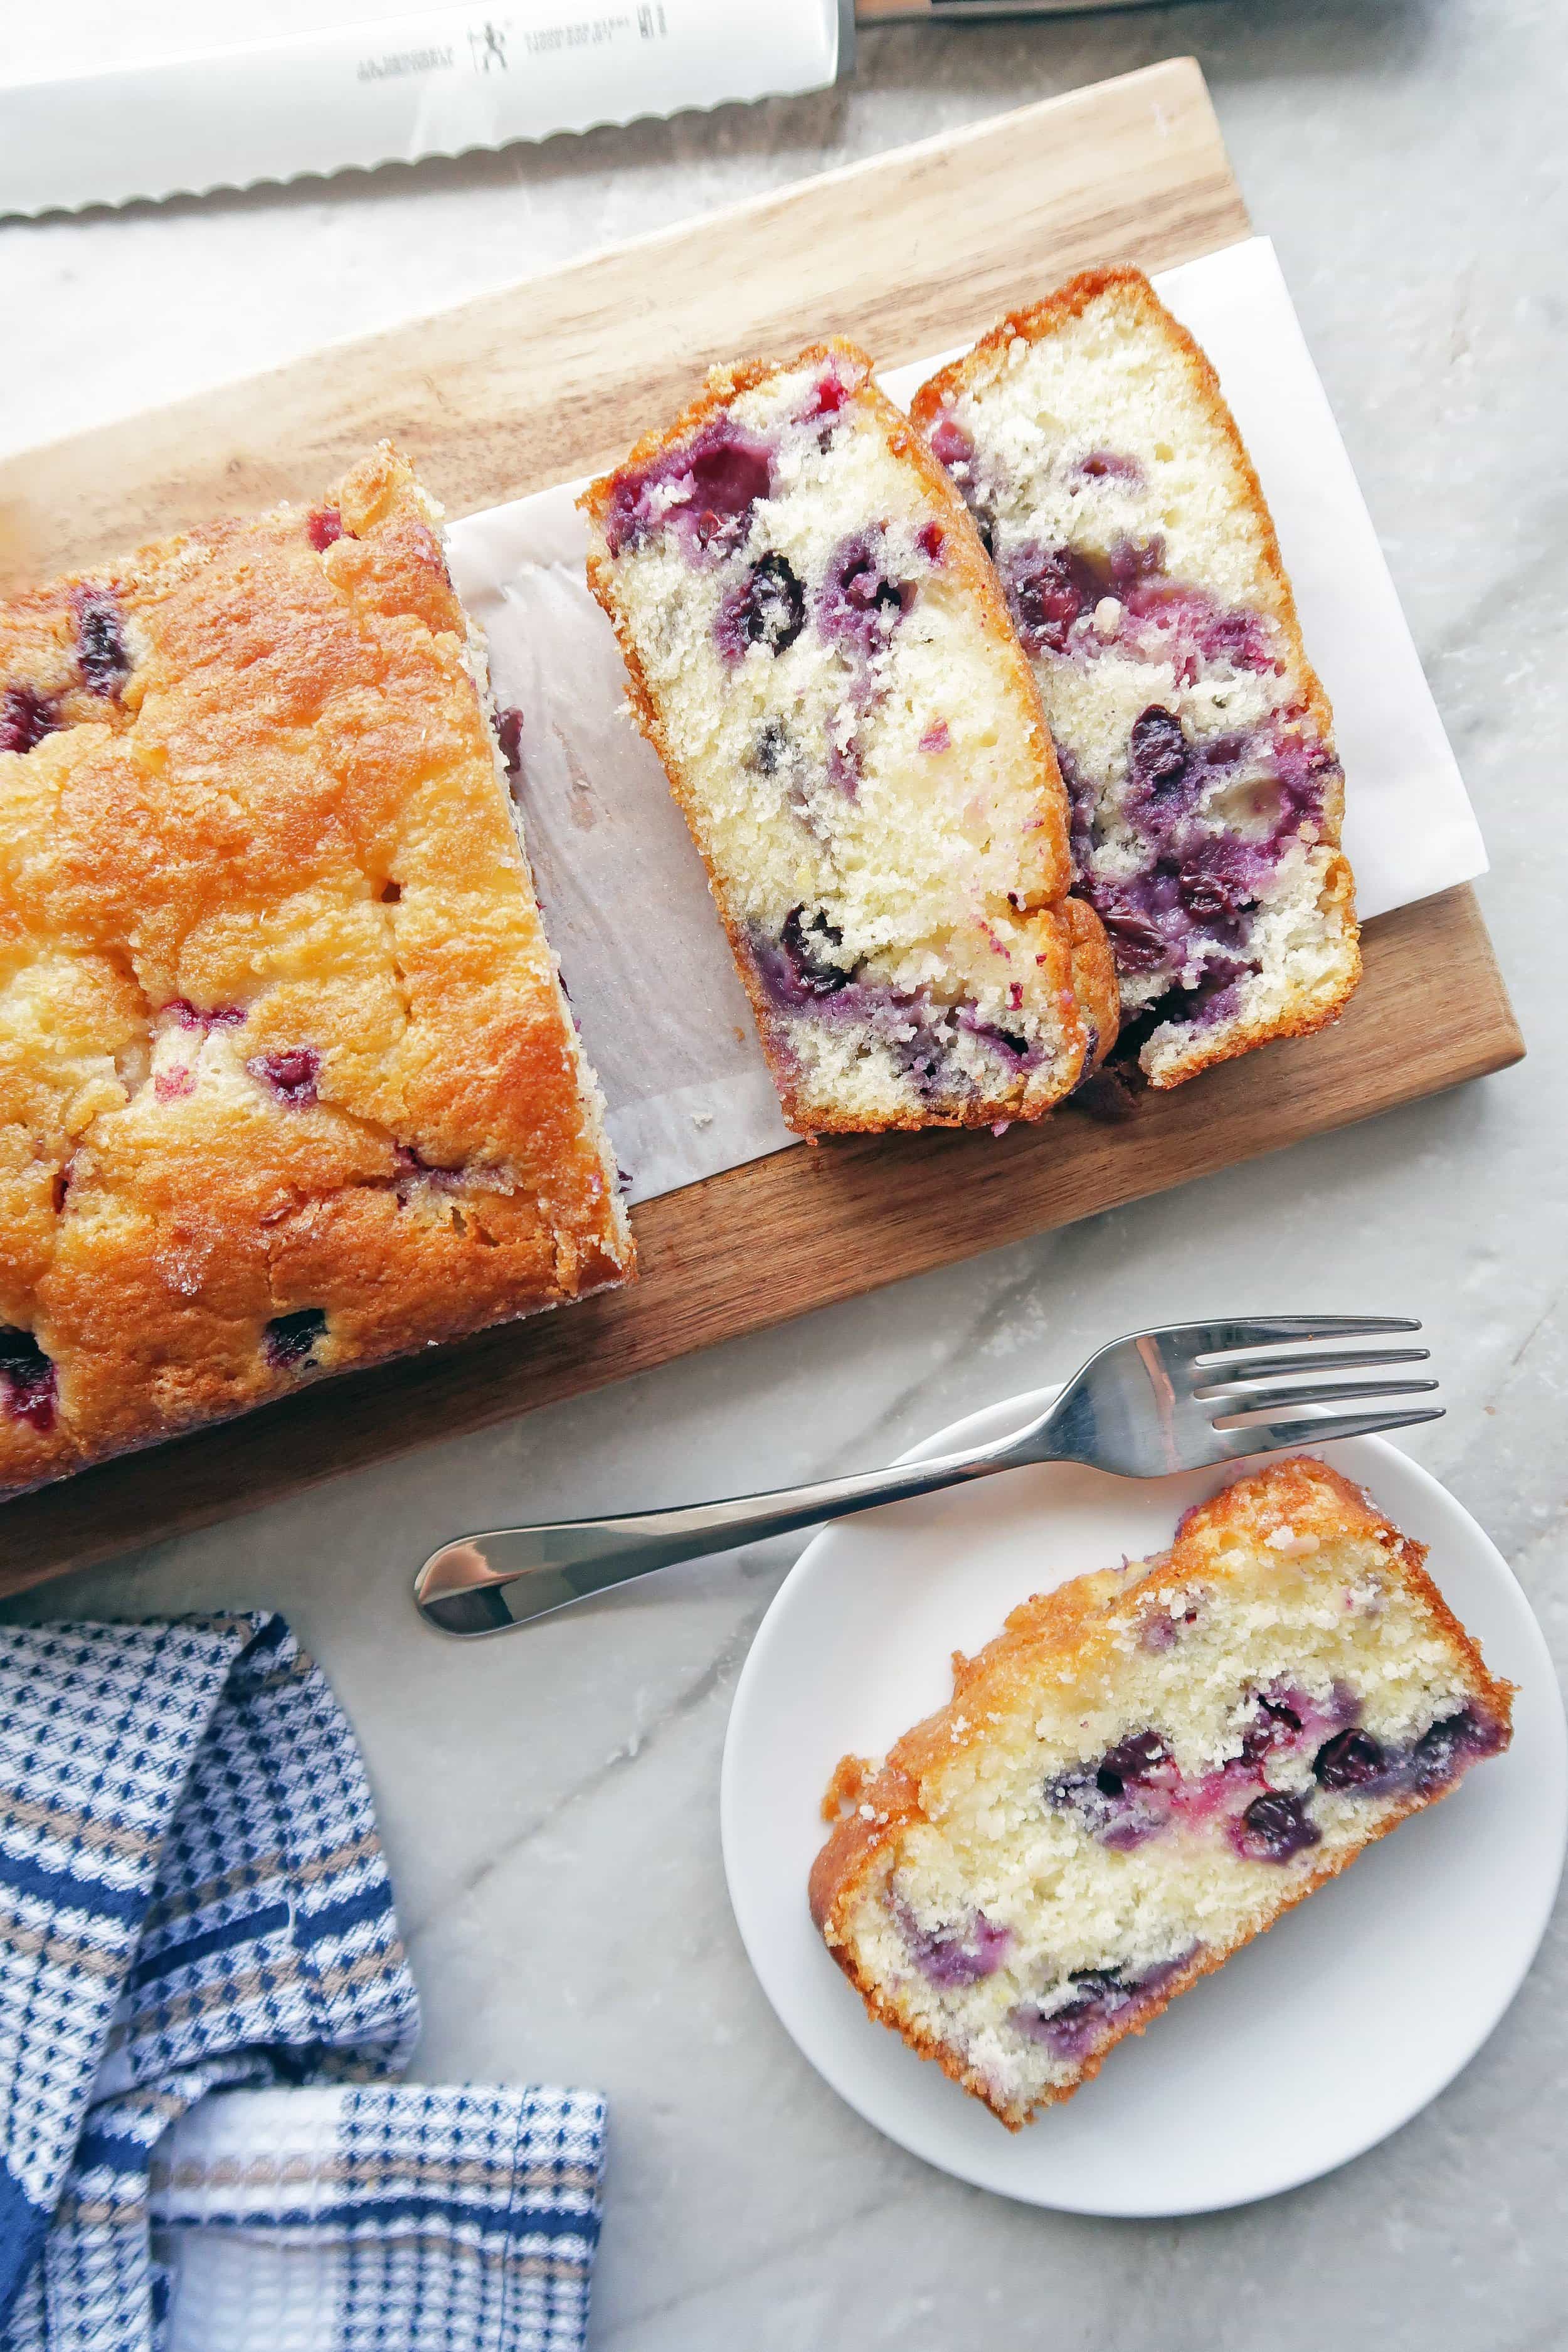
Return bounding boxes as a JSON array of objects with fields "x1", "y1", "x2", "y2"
[
  {"x1": 0, "y1": 443, "x2": 631, "y2": 1495},
  {"x1": 581, "y1": 339, "x2": 1118, "y2": 1135},
  {"x1": 911, "y1": 270, "x2": 1360, "y2": 1086},
  {"x1": 810, "y1": 1458, "x2": 1511, "y2": 2127}
]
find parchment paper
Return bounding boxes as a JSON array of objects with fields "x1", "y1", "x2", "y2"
[{"x1": 447, "y1": 236, "x2": 1486, "y2": 1205}]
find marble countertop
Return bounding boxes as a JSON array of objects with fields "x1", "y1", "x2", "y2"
[{"x1": 5, "y1": 3, "x2": 1565, "y2": 2344}]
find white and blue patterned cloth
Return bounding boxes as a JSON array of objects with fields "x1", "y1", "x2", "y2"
[{"x1": 0, "y1": 1615, "x2": 604, "y2": 2352}]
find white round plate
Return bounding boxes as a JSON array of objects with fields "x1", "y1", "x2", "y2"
[{"x1": 721, "y1": 1389, "x2": 1566, "y2": 2215}]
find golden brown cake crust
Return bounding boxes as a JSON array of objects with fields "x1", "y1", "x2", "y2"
[
  {"x1": 810, "y1": 1458, "x2": 1514, "y2": 2126},
  {"x1": 1062, "y1": 894, "x2": 1120, "y2": 1072},
  {"x1": 582, "y1": 339, "x2": 1118, "y2": 1135},
  {"x1": 0, "y1": 443, "x2": 631, "y2": 1494},
  {"x1": 911, "y1": 269, "x2": 1362, "y2": 1088}
]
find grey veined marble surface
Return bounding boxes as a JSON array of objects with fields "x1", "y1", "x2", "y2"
[{"x1": 6, "y1": 1, "x2": 1567, "y2": 2344}]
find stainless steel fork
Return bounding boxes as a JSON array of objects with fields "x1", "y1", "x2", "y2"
[{"x1": 413, "y1": 1315, "x2": 1439, "y2": 1637}]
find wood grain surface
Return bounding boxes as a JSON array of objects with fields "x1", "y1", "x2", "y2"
[
  {"x1": 0, "y1": 61, "x2": 1522, "y2": 1591},
  {"x1": 0, "y1": 59, "x2": 1246, "y2": 583}
]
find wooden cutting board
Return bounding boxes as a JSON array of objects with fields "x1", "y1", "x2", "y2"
[{"x1": 0, "y1": 58, "x2": 1522, "y2": 1595}]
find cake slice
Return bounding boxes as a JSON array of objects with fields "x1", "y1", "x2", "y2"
[
  {"x1": 581, "y1": 340, "x2": 1118, "y2": 1134},
  {"x1": 811, "y1": 1458, "x2": 1511, "y2": 2127},
  {"x1": 0, "y1": 443, "x2": 631, "y2": 1496},
  {"x1": 911, "y1": 271, "x2": 1361, "y2": 1087}
]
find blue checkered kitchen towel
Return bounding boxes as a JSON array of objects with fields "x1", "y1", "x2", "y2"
[{"x1": 0, "y1": 1615, "x2": 604, "y2": 2352}]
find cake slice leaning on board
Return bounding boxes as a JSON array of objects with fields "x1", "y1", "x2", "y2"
[
  {"x1": 581, "y1": 339, "x2": 1119, "y2": 1136},
  {"x1": 912, "y1": 270, "x2": 1361, "y2": 1088},
  {"x1": 0, "y1": 443, "x2": 631, "y2": 1496},
  {"x1": 811, "y1": 1459, "x2": 1511, "y2": 2128}
]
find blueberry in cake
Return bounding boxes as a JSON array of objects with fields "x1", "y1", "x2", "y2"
[
  {"x1": 911, "y1": 272, "x2": 1361, "y2": 1088},
  {"x1": 582, "y1": 340, "x2": 1118, "y2": 1134},
  {"x1": 811, "y1": 1458, "x2": 1510, "y2": 2126},
  {"x1": 0, "y1": 443, "x2": 631, "y2": 1495}
]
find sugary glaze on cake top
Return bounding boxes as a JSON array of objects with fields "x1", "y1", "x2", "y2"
[
  {"x1": 582, "y1": 339, "x2": 1118, "y2": 1135},
  {"x1": 911, "y1": 271, "x2": 1361, "y2": 1088},
  {"x1": 0, "y1": 443, "x2": 630, "y2": 1493},
  {"x1": 810, "y1": 1458, "x2": 1512, "y2": 2127}
]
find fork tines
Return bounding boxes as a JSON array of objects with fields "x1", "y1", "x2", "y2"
[
  {"x1": 1187, "y1": 1315, "x2": 1423, "y2": 1355},
  {"x1": 1179, "y1": 1315, "x2": 1443, "y2": 1454}
]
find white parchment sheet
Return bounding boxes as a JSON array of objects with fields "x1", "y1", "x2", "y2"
[{"x1": 447, "y1": 236, "x2": 1486, "y2": 1206}]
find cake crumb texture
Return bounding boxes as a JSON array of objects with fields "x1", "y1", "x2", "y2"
[
  {"x1": 582, "y1": 340, "x2": 1117, "y2": 1135},
  {"x1": 912, "y1": 271, "x2": 1361, "y2": 1087},
  {"x1": 810, "y1": 1458, "x2": 1512, "y2": 2127}
]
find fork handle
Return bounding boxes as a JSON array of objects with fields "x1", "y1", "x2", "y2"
[{"x1": 413, "y1": 1438, "x2": 1023, "y2": 1636}]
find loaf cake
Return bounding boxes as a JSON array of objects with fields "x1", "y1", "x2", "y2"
[
  {"x1": 581, "y1": 340, "x2": 1118, "y2": 1134},
  {"x1": 811, "y1": 1458, "x2": 1511, "y2": 2127},
  {"x1": 911, "y1": 272, "x2": 1361, "y2": 1087},
  {"x1": 0, "y1": 444, "x2": 631, "y2": 1496}
]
